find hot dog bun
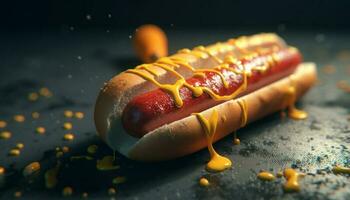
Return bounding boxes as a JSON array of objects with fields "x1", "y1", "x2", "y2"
[
  {"x1": 97, "y1": 62, "x2": 317, "y2": 161},
  {"x1": 94, "y1": 33, "x2": 286, "y2": 139}
]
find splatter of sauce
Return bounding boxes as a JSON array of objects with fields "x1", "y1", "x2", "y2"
[
  {"x1": 97, "y1": 156, "x2": 120, "y2": 171},
  {"x1": 257, "y1": 171, "x2": 276, "y2": 181},
  {"x1": 199, "y1": 177, "x2": 210, "y2": 187},
  {"x1": 23, "y1": 162, "x2": 40, "y2": 177}
]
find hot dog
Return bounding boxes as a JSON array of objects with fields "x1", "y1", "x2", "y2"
[
  {"x1": 94, "y1": 33, "x2": 317, "y2": 161},
  {"x1": 122, "y1": 47, "x2": 302, "y2": 137}
]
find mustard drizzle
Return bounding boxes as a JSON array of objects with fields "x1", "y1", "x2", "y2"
[
  {"x1": 193, "y1": 109, "x2": 232, "y2": 172},
  {"x1": 126, "y1": 35, "x2": 285, "y2": 108}
]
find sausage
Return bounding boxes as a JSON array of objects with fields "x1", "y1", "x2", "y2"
[{"x1": 122, "y1": 47, "x2": 302, "y2": 137}]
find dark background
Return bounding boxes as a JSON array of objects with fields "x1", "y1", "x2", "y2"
[{"x1": 1, "y1": 0, "x2": 350, "y2": 31}]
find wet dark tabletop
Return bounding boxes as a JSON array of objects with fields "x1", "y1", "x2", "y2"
[{"x1": 0, "y1": 29, "x2": 349, "y2": 200}]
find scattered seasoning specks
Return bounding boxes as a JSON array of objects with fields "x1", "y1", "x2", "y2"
[
  {"x1": 64, "y1": 110, "x2": 74, "y2": 118},
  {"x1": 14, "y1": 115, "x2": 25, "y2": 122},
  {"x1": 63, "y1": 122, "x2": 73, "y2": 130},
  {"x1": 23, "y1": 162, "x2": 40, "y2": 177},
  {"x1": 0, "y1": 120, "x2": 7, "y2": 128},
  {"x1": 0, "y1": 131, "x2": 12, "y2": 139},
  {"x1": 31, "y1": 112, "x2": 40, "y2": 119},
  {"x1": 9, "y1": 148, "x2": 20, "y2": 156},
  {"x1": 63, "y1": 133, "x2": 74, "y2": 141},
  {"x1": 28, "y1": 92, "x2": 39, "y2": 101},
  {"x1": 36, "y1": 126, "x2": 46, "y2": 134},
  {"x1": 74, "y1": 112, "x2": 84, "y2": 119}
]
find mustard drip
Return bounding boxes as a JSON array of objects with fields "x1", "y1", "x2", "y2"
[
  {"x1": 193, "y1": 109, "x2": 232, "y2": 172},
  {"x1": 257, "y1": 171, "x2": 276, "y2": 181},
  {"x1": 232, "y1": 99, "x2": 248, "y2": 145},
  {"x1": 237, "y1": 99, "x2": 248, "y2": 127},
  {"x1": 233, "y1": 132, "x2": 240, "y2": 145},
  {"x1": 126, "y1": 39, "x2": 289, "y2": 108},
  {"x1": 283, "y1": 168, "x2": 304, "y2": 192},
  {"x1": 332, "y1": 165, "x2": 350, "y2": 174},
  {"x1": 284, "y1": 77, "x2": 308, "y2": 120},
  {"x1": 196, "y1": 68, "x2": 229, "y2": 88}
]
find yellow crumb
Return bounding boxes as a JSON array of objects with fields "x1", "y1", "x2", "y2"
[
  {"x1": 14, "y1": 115, "x2": 25, "y2": 122},
  {"x1": 63, "y1": 122, "x2": 73, "y2": 130},
  {"x1": 75, "y1": 112, "x2": 84, "y2": 119},
  {"x1": 62, "y1": 186, "x2": 73, "y2": 197},
  {"x1": 62, "y1": 146, "x2": 70, "y2": 153},
  {"x1": 64, "y1": 110, "x2": 74, "y2": 118},
  {"x1": 9, "y1": 148, "x2": 20, "y2": 156},
  {"x1": 28, "y1": 92, "x2": 39, "y2": 101},
  {"x1": 39, "y1": 87, "x2": 53, "y2": 97},
  {"x1": 87, "y1": 145, "x2": 98, "y2": 154},
  {"x1": 0, "y1": 166, "x2": 5, "y2": 174},
  {"x1": 0, "y1": 131, "x2": 12, "y2": 139},
  {"x1": 56, "y1": 151, "x2": 63, "y2": 158},
  {"x1": 32, "y1": 112, "x2": 40, "y2": 119},
  {"x1": 257, "y1": 171, "x2": 276, "y2": 181},
  {"x1": 0, "y1": 120, "x2": 7, "y2": 128},
  {"x1": 23, "y1": 162, "x2": 40, "y2": 176},
  {"x1": 199, "y1": 177, "x2": 210, "y2": 187},
  {"x1": 63, "y1": 133, "x2": 74, "y2": 141},
  {"x1": 233, "y1": 138, "x2": 240, "y2": 145},
  {"x1": 16, "y1": 143, "x2": 24, "y2": 149},
  {"x1": 108, "y1": 188, "x2": 116, "y2": 195},
  {"x1": 36, "y1": 126, "x2": 46, "y2": 134},
  {"x1": 112, "y1": 176, "x2": 127, "y2": 184},
  {"x1": 14, "y1": 191, "x2": 22, "y2": 198}
]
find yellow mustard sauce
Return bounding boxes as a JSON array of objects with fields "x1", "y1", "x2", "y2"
[
  {"x1": 193, "y1": 109, "x2": 232, "y2": 172},
  {"x1": 257, "y1": 171, "x2": 276, "y2": 181},
  {"x1": 125, "y1": 36, "x2": 286, "y2": 108},
  {"x1": 233, "y1": 99, "x2": 248, "y2": 145},
  {"x1": 284, "y1": 76, "x2": 308, "y2": 120},
  {"x1": 199, "y1": 177, "x2": 210, "y2": 187},
  {"x1": 283, "y1": 168, "x2": 305, "y2": 192}
]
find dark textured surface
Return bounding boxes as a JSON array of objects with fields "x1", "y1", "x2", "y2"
[{"x1": 0, "y1": 29, "x2": 349, "y2": 199}]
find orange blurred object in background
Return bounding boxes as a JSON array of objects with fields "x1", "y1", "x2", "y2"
[{"x1": 133, "y1": 24, "x2": 168, "y2": 63}]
